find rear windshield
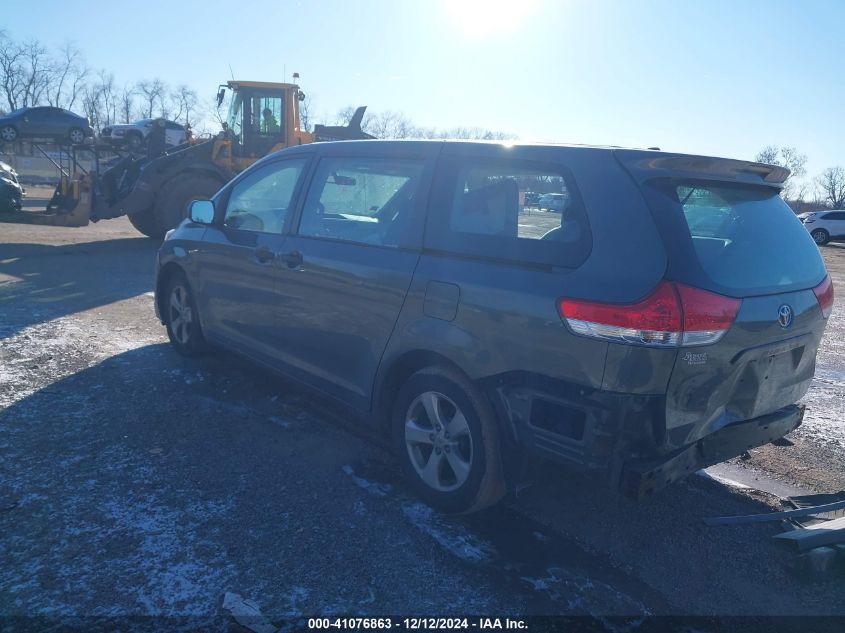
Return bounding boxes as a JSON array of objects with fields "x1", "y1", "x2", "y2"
[{"x1": 647, "y1": 181, "x2": 826, "y2": 296}]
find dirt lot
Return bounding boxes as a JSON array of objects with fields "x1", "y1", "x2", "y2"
[{"x1": 1, "y1": 210, "x2": 844, "y2": 626}]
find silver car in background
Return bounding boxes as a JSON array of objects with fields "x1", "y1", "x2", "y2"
[{"x1": 100, "y1": 119, "x2": 187, "y2": 151}]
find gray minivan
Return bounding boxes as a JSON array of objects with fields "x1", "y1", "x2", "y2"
[{"x1": 154, "y1": 141, "x2": 833, "y2": 513}]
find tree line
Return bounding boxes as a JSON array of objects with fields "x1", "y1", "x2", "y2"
[
  {"x1": 330, "y1": 105, "x2": 513, "y2": 141},
  {"x1": 0, "y1": 31, "x2": 202, "y2": 132},
  {"x1": 1, "y1": 31, "x2": 840, "y2": 202},
  {"x1": 0, "y1": 31, "x2": 511, "y2": 142},
  {"x1": 754, "y1": 146, "x2": 845, "y2": 211}
]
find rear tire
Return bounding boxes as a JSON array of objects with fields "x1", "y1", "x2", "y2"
[
  {"x1": 164, "y1": 272, "x2": 207, "y2": 356},
  {"x1": 812, "y1": 229, "x2": 830, "y2": 245},
  {"x1": 153, "y1": 174, "x2": 223, "y2": 237},
  {"x1": 392, "y1": 365, "x2": 506, "y2": 514},
  {"x1": 68, "y1": 127, "x2": 85, "y2": 145}
]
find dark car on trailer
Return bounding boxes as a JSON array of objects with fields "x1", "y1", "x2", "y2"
[
  {"x1": 0, "y1": 106, "x2": 94, "y2": 145},
  {"x1": 154, "y1": 140, "x2": 833, "y2": 513}
]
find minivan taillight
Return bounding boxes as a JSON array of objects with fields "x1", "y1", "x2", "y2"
[
  {"x1": 558, "y1": 281, "x2": 741, "y2": 348},
  {"x1": 813, "y1": 275, "x2": 834, "y2": 318},
  {"x1": 675, "y1": 284, "x2": 741, "y2": 346}
]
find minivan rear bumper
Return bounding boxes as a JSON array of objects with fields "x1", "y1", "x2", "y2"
[{"x1": 618, "y1": 403, "x2": 804, "y2": 499}]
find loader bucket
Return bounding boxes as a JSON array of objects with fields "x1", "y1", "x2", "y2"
[{"x1": 37, "y1": 174, "x2": 93, "y2": 227}]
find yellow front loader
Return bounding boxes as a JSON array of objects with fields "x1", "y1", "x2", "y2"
[{"x1": 44, "y1": 80, "x2": 371, "y2": 237}]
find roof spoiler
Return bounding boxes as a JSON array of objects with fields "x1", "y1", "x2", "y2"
[{"x1": 613, "y1": 150, "x2": 790, "y2": 188}]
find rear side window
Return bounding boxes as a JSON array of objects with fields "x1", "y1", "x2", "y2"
[
  {"x1": 652, "y1": 181, "x2": 826, "y2": 294},
  {"x1": 298, "y1": 157, "x2": 424, "y2": 247},
  {"x1": 427, "y1": 156, "x2": 590, "y2": 267}
]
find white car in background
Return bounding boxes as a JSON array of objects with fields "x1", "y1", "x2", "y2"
[
  {"x1": 802, "y1": 209, "x2": 845, "y2": 245},
  {"x1": 100, "y1": 119, "x2": 187, "y2": 151}
]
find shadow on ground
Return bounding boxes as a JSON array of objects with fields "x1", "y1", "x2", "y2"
[
  {"x1": 2, "y1": 338, "x2": 843, "y2": 619},
  {"x1": 0, "y1": 237, "x2": 158, "y2": 339}
]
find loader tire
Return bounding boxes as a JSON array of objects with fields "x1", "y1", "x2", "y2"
[
  {"x1": 128, "y1": 206, "x2": 162, "y2": 238},
  {"x1": 153, "y1": 174, "x2": 223, "y2": 237}
]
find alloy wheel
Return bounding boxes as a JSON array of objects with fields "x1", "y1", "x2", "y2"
[
  {"x1": 168, "y1": 285, "x2": 193, "y2": 346},
  {"x1": 404, "y1": 391, "x2": 473, "y2": 492}
]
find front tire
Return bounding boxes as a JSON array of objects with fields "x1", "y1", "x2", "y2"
[
  {"x1": 164, "y1": 273, "x2": 207, "y2": 356},
  {"x1": 0, "y1": 125, "x2": 17, "y2": 143},
  {"x1": 812, "y1": 229, "x2": 830, "y2": 245},
  {"x1": 392, "y1": 365, "x2": 506, "y2": 514}
]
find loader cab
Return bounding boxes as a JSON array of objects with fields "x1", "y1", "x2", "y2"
[{"x1": 224, "y1": 80, "x2": 303, "y2": 159}]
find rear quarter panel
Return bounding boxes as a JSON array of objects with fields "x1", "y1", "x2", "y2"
[{"x1": 385, "y1": 145, "x2": 673, "y2": 395}]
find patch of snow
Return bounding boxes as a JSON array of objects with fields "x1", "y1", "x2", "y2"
[
  {"x1": 341, "y1": 465, "x2": 392, "y2": 497},
  {"x1": 521, "y1": 566, "x2": 649, "y2": 619},
  {"x1": 400, "y1": 501, "x2": 495, "y2": 563}
]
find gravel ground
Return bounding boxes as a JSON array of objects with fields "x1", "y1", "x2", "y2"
[{"x1": 1, "y1": 212, "x2": 844, "y2": 626}]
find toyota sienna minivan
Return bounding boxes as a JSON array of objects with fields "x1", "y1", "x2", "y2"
[{"x1": 154, "y1": 141, "x2": 833, "y2": 513}]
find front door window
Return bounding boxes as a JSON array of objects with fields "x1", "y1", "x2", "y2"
[{"x1": 223, "y1": 158, "x2": 306, "y2": 234}]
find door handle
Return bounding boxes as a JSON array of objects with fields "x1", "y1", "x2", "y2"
[
  {"x1": 280, "y1": 250, "x2": 303, "y2": 268},
  {"x1": 253, "y1": 246, "x2": 276, "y2": 264}
]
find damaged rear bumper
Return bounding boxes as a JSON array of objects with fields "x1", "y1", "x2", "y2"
[
  {"x1": 619, "y1": 404, "x2": 804, "y2": 499},
  {"x1": 491, "y1": 376, "x2": 804, "y2": 499}
]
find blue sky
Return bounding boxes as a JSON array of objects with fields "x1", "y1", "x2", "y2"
[{"x1": 5, "y1": 0, "x2": 844, "y2": 180}]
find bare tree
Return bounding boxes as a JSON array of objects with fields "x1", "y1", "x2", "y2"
[
  {"x1": 367, "y1": 111, "x2": 415, "y2": 139},
  {"x1": 136, "y1": 78, "x2": 166, "y2": 118},
  {"x1": 0, "y1": 30, "x2": 24, "y2": 111},
  {"x1": 99, "y1": 71, "x2": 116, "y2": 125},
  {"x1": 333, "y1": 105, "x2": 513, "y2": 141},
  {"x1": 816, "y1": 167, "x2": 845, "y2": 209},
  {"x1": 755, "y1": 145, "x2": 808, "y2": 200},
  {"x1": 170, "y1": 84, "x2": 198, "y2": 126},
  {"x1": 81, "y1": 83, "x2": 102, "y2": 130},
  {"x1": 0, "y1": 33, "x2": 53, "y2": 110},
  {"x1": 79, "y1": 71, "x2": 117, "y2": 131},
  {"x1": 47, "y1": 42, "x2": 88, "y2": 110},
  {"x1": 119, "y1": 84, "x2": 135, "y2": 123},
  {"x1": 19, "y1": 39, "x2": 52, "y2": 107}
]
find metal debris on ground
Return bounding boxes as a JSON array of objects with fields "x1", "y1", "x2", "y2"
[
  {"x1": 774, "y1": 517, "x2": 845, "y2": 551},
  {"x1": 704, "y1": 491, "x2": 845, "y2": 569},
  {"x1": 222, "y1": 591, "x2": 278, "y2": 633},
  {"x1": 702, "y1": 496, "x2": 845, "y2": 526}
]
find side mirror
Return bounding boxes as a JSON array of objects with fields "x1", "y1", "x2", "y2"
[{"x1": 189, "y1": 199, "x2": 215, "y2": 224}]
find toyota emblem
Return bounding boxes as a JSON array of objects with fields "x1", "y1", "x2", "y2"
[{"x1": 777, "y1": 304, "x2": 794, "y2": 328}]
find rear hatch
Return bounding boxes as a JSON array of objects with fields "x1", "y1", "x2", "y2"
[{"x1": 616, "y1": 150, "x2": 832, "y2": 449}]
